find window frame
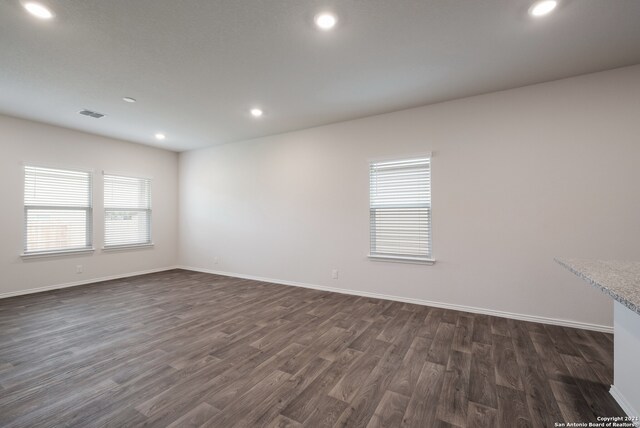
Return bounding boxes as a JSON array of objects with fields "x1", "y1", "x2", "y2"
[
  {"x1": 22, "y1": 164, "x2": 94, "y2": 258},
  {"x1": 102, "y1": 172, "x2": 153, "y2": 251},
  {"x1": 368, "y1": 155, "x2": 434, "y2": 265}
]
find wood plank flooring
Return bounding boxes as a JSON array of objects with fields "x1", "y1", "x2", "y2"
[{"x1": 0, "y1": 269, "x2": 625, "y2": 427}]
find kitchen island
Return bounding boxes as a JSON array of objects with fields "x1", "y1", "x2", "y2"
[{"x1": 556, "y1": 258, "x2": 640, "y2": 422}]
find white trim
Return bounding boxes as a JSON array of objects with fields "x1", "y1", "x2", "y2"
[
  {"x1": 368, "y1": 254, "x2": 435, "y2": 265},
  {"x1": 102, "y1": 243, "x2": 154, "y2": 252},
  {"x1": 21, "y1": 248, "x2": 95, "y2": 259},
  {"x1": 0, "y1": 266, "x2": 178, "y2": 300},
  {"x1": 22, "y1": 161, "x2": 94, "y2": 174},
  {"x1": 102, "y1": 170, "x2": 153, "y2": 180},
  {"x1": 610, "y1": 384, "x2": 640, "y2": 424},
  {"x1": 178, "y1": 265, "x2": 613, "y2": 333},
  {"x1": 367, "y1": 152, "x2": 432, "y2": 164},
  {"x1": 1, "y1": 264, "x2": 614, "y2": 333}
]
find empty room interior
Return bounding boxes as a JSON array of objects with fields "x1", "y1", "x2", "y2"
[{"x1": 2, "y1": 1, "x2": 640, "y2": 427}]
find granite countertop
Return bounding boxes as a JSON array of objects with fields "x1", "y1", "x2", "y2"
[{"x1": 555, "y1": 258, "x2": 640, "y2": 316}]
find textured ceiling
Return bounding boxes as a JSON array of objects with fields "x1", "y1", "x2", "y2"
[{"x1": 1, "y1": 0, "x2": 640, "y2": 151}]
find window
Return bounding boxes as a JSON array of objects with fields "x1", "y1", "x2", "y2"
[
  {"x1": 369, "y1": 156, "x2": 432, "y2": 262},
  {"x1": 24, "y1": 165, "x2": 93, "y2": 255},
  {"x1": 103, "y1": 174, "x2": 152, "y2": 248}
]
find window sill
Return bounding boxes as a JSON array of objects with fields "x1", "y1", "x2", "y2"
[
  {"x1": 102, "y1": 243, "x2": 154, "y2": 252},
  {"x1": 368, "y1": 254, "x2": 435, "y2": 265},
  {"x1": 21, "y1": 248, "x2": 95, "y2": 260}
]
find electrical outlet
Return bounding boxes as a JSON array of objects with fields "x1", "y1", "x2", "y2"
[
  {"x1": 213, "y1": 257, "x2": 219, "y2": 264},
  {"x1": 332, "y1": 269, "x2": 339, "y2": 279},
  {"x1": 76, "y1": 265, "x2": 83, "y2": 274}
]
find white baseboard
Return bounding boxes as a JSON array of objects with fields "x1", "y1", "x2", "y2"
[
  {"x1": 178, "y1": 265, "x2": 614, "y2": 333},
  {"x1": 610, "y1": 385, "x2": 640, "y2": 424},
  {"x1": 3, "y1": 264, "x2": 613, "y2": 333},
  {"x1": 0, "y1": 266, "x2": 179, "y2": 300}
]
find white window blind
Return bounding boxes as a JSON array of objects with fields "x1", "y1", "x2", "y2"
[
  {"x1": 24, "y1": 165, "x2": 93, "y2": 254},
  {"x1": 369, "y1": 157, "x2": 432, "y2": 262},
  {"x1": 104, "y1": 174, "x2": 151, "y2": 248}
]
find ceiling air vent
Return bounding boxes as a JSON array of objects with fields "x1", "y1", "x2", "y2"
[{"x1": 79, "y1": 109, "x2": 105, "y2": 119}]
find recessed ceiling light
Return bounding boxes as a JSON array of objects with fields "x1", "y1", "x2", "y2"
[
  {"x1": 122, "y1": 97, "x2": 137, "y2": 103},
  {"x1": 21, "y1": 2, "x2": 54, "y2": 19},
  {"x1": 155, "y1": 133, "x2": 166, "y2": 140},
  {"x1": 250, "y1": 108, "x2": 263, "y2": 118},
  {"x1": 528, "y1": 0, "x2": 558, "y2": 17},
  {"x1": 314, "y1": 13, "x2": 337, "y2": 31}
]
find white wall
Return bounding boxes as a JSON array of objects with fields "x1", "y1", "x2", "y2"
[
  {"x1": 0, "y1": 114, "x2": 179, "y2": 296},
  {"x1": 179, "y1": 65, "x2": 640, "y2": 329},
  {"x1": 613, "y1": 302, "x2": 640, "y2": 417}
]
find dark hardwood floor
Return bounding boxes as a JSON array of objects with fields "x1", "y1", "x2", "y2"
[{"x1": 0, "y1": 269, "x2": 624, "y2": 427}]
